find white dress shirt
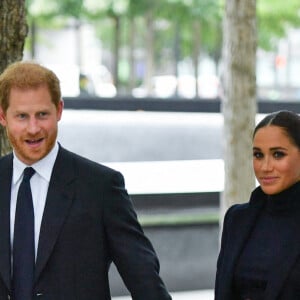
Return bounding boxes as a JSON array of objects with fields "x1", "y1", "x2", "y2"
[{"x1": 10, "y1": 142, "x2": 59, "y2": 259}]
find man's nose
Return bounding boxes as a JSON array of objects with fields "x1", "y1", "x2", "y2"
[{"x1": 27, "y1": 118, "x2": 40, "y2": 134}]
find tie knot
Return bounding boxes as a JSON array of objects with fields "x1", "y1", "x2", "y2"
[{"x1": 23, "y1": 167, "x2": 35, "y2": 181}]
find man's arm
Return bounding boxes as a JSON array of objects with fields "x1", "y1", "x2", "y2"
[{"x1": 103, "y1": 170, "x2": 172, "y2": 300}]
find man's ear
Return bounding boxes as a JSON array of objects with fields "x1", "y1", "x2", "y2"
[
  {"x1": 57, "y1": 99, "x2": 64, "y2": 121},
  {"x1": 0, "y1": 108, "x2": 7, "y2": 127}
]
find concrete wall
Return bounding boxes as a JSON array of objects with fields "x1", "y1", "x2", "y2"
[{"x1": 109, "y1": 224, "x2": 219, "y2": 297}]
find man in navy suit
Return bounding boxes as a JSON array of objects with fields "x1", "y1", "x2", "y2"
[{"x1": 0, "y1": 61, "x2": 172, "y2": 300}]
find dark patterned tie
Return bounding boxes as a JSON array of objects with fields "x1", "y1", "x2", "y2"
[{"x1": 12, "y1": 167, "x2": 35, "y2": 300}]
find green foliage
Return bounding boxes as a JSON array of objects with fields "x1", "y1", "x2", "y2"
[
  {"x1": 129, "y1": 0, "x2": 157, "y2": 15},
  {"x1": 57, "y1": 0, "x2": 84, "y2": 18},
  {"x1": 25, "y1": 0, "x2": 300, "y2": 70},
  {"x1": 257, "y1": 0, "x2": 300, "y2": 50},
  {"x1": 26, "y1": 0, "x2": 82, "y2": 26},
  {"x1": 26, "y1": 0, "x2": 85, "y2": 19},
  {"x1": 26, "y1": 0, "x2": 59, "y2": 20},
  {"x1": 83, "y1": 0, "x2": 129, "y2": 19}
]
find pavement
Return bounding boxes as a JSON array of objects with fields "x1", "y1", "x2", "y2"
[{"x1": 112, "y1": 289, "x2": 214, "y2": 300}]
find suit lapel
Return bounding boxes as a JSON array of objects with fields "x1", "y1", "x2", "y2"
[
  {"x1": 34, "y1": 147, "x2": 76, "y2": 282},
  {"x1": 0, "y1": 154, "x2": 13, "y2": 290}
]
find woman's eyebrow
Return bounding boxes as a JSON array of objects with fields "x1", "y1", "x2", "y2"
[{"x1": 269, "y1": 146, "x2": 287, "y2": 151}]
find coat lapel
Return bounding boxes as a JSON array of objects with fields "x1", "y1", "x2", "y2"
[
  {"x1": 265, "y1": 208, "x2": 300, "y2": 300},
  {"x1": 34, "y1": 147, "x2": 76, "y2": 283},
  {"x1": 217, "y1": 188, "x2": 265, "y2": 300},
  {"x1": 0, "y1": 154, "x2": 13, "y2": 290}
]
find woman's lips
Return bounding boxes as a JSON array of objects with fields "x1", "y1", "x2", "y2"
[{"x1": 260, "y1": 176, "x2": 278, "y2": 185}]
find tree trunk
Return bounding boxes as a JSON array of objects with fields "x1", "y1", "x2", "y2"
[
  {"x1": 112, "y1": 15, "x2": 121, "y2": 94},
  {"x1": 30, "y1": 18, "x2": 37, "y2": 59},
  {"x1": 173, "y1": 21, "x2": 180, "y2": 97},
  {"x1": 221, "y1": 0, "x2": 257, "y2": 219},
  {"x1": 0, "y1": 0, "x2": 28, "y2": 156},
  {"x1": 145, "y1": 10, "x2": 155, "y2": 96},
  {"x1": 128, "y1": 17, "x2": 136, "y2": 93},
  {"x1": 193, "y1": 21, "x2": 201, "y2": 98}
]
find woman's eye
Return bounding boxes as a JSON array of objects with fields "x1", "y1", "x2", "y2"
[
  {"x1": 253, "y1": 151, "x2": 263, "y2": 159},
  {"x1": 273, "y1": 151, "x2": 286, "y2": 159}
]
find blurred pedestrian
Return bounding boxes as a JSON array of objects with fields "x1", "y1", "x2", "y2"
[{"x1": 79, "y1": 73, "x2": 94, "y2": 96}]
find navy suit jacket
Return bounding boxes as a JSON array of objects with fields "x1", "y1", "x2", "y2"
[
  {"x1": 215, "y1": 186, "x2": 300, "y2": 300},
  {"x1": 0, "y1": 146, "x2": 171, "y2": 300}
]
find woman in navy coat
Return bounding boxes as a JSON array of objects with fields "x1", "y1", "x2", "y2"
[{"x1": 215, "y1": 110, "x2": 300, "y2": 300}]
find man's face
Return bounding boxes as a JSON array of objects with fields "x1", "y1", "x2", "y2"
[{"x1": 0, "y1": 85, "x2": 63, "y2": 165}]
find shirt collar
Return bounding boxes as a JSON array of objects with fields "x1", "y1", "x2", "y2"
[{"x1": 13, "y1": 142, "x2": 59, "y2": 184}]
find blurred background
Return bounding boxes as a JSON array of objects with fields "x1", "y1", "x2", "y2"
[
  {"x1": 24, "y1": 0, "x2": 300, "y2": 101},
  {"x1": 2, "y1": 0, "x2": 300, "y2": 299}
]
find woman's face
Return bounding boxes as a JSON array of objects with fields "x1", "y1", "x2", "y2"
[{"x1": 253, "y1": 125, "x2": 300, "y2": 195}]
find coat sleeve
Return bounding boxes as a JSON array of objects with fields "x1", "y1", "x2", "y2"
[{"x1": 102, "y1": 170, "x2": 172, "y2": 300}]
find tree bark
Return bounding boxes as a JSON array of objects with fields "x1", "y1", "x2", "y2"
[
  {"x1": 128, "y1": 17, "x2": 136, "y2": 93},
  {"x1": 193, "y1": 21, "x2": 201, "y2": 98},
  {"x1": 112, "y1": 15, "x2": 121, "y2": 94},
  {"x1": 145, "y1": 10, "x2": 155, "y2": 96},
  {"x1": 0, "y1": 0, "x2": 28, "y2": 156},
  {"x1": 221, "y1": 0, "x2": 257, "y2": 219}
]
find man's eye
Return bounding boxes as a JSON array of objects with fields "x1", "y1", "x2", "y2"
[
  {"x1": 38, "y1": 112, "x2": 48, "y2": 117},
  {"x1": 17, "y1": 114, "x2": 26, "y2": 119}
]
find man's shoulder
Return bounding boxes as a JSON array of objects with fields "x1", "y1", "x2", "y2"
[
  {"x1": 58, "y1": 146, "x2": 119, "y2": 177},
  {"x1": 0, "y1": 152, "x2": 13, "y2": 179},
  {"x1": 0, "y1": 152, "x2": 13, "y2": 166}
]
